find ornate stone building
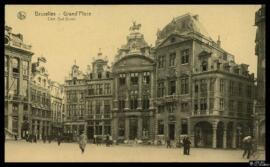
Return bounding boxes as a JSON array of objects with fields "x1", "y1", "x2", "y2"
[
  {"x1": 64, "y1": 52, "x2": 113, "y2": 141},
  {"x1": 154, "y1": 13, "x2": 255, "y2": 148},
  {"x1": 5, "y1": 25, "x2": 33, "y2": 139},
  {"x1": 49, "y1": 80, "x2": 65, "y2": 136},
  {"x1": 254, "y1": 5, "x2": 265, "y2": 148},
  {"x1": 111, "y1": 22, "x2": 156, "y2": 142},
  {"x1": 30, "y1": 57, "x2": 52, "y2": 139}
]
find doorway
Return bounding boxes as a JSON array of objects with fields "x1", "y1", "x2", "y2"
[
  {"x1": 129, "y1": 118, "x2": 138, "y2": 140},
  {"x1": 169, "y1": 124, "x2": 175, "y2": 140}
]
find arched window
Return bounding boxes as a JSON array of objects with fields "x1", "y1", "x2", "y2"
[{"x1": 202, "y1": 61, "x2": 208, "y2": 72}]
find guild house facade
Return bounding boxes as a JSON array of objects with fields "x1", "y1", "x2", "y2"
[
  {"x1": 5, "y1": 25, "x2": 33, "y2": 139},
  {"x1": 63, "y1": 52, "x2": 113, "y2": 141}
]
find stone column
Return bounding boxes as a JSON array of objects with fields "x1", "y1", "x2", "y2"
[
  {"x1": 112, "y1": 117, "x2": 118, "y2": 140},
  {"x1": 102, "y1": 121, "x2": 105, "y2": 136},
  {"x1": 34, "y1": 120, "x2": 37, "y2": 135},
  {"x1": 113, "y1": 77, "x2": 118, "y2": 110},
  {"x1": 44, "y1": 121, "x2": 47, "y2": 137},
  {"x1": 40, "y1": 120, "x2": 43, "y2": 139},
  {"x1": 232, "y1": 126, "x2": 237, "y2": 148},
  {"x1": 137, "y1": 117, "x2": 143, "y2": 139},
  {"x1": 212, "y1": 123, "x2": 217, "y2": 148},
  {"x1": 137, "y1": 73, "x2": 142, "y2": 110},
  {"x1": 149, "y1": 72, "x2": 155, "y2": 110},
  {"x1": 125, "y1": 118, "x2": 129, "y2": 140},
  {"x1": 124, "y1": 74, "x2": 130, "y2": 111},
  {"x1": 223, "y1": 127, "x2": 227, "y2": 149},
  {"x1": 206, "y1": 79, "x2": 210, "y2": 115}
]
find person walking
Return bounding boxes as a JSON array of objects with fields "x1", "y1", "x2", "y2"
[
  {"x1": 166, "y1": 138, "x2": 171, "y2": 148},
  {"x1": 57, "y1": 133, "x2": 61, "y2": 146},
  {"x1": 242, "y1": 136, "x2": 252, "y2": 159},
  {"x1": 182, "y1": 137, "x2": 187, "y2": 155},
  {"x1": 184, "y1": 137, "x2": 191, "y2": 155},
  {"x1": 78, "y1": 131, "x2": 87, "y2": 154}
]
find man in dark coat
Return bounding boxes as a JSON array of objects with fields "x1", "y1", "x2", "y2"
[
  {"x1": 166, "y1": 138, "x2": 171, "y2": 148},
  {"x1": 242, "y1": 138, "x2": 252, "y2": 159},
  {"x1": 184, "y1": 137, "x2": 191, "y2": 155},
  {"x1": 106, "y1": 134, "x2": 110, "y2": 147}
]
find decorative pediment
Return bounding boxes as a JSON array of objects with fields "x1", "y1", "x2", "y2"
[
  {"x1": 156, "y1": 34, "x2": 189, "y2": 49},
  {"x1": 113, "y1": 55, "x2": 154, "y2": 71},
  {"x1": 198, "y1": 50, "x2": 212, "y2": 59}
]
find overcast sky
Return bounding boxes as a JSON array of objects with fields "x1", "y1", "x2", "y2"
[{"x1": 5, "y1": 5, "x2": 261, "y2": 84}]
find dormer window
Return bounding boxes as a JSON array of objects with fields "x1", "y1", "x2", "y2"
[
  {"x1": 170, "y1": 37, "x2": 175, "y2": 43},
  {"x1": 202, "y1": 61, "x2": 208, "y2": 72}
]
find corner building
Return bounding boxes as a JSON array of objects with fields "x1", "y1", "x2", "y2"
[
  {"x1": 111, "y1": 23, "x2": 156, "y2": 142},
  {"x1": 5, "y1": 26, "x2": 33, "y2": 139},
  {"x1": 154, "y1": 13, "x2": 255, "y2": 148}
]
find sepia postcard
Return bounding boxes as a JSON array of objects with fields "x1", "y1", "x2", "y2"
[{"x1": 4, "y1": 5, "x2": 266, "y2": 163}]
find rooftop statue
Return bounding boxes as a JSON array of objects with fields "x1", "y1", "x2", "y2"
[{"x1": 129, "y1": 21, "x2": 141, "y2": 32}]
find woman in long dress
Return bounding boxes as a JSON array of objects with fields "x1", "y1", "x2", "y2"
[{"x1": 78, "y1": 132, "x2": 87, "y2": 154}]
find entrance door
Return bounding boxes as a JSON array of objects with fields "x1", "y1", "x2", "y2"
[
  {"x1": 169, "y1": 124, "x2": 175, "y2": 140},
  {"x1": 129, "y1": 118, "x2": 138, "y2": 140},
  {"x1": 87, "y1": 126, "x2": 94, "y2": 140}
]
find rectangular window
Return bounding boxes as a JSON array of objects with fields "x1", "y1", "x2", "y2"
[
  {"x1": 118, "y1": 99, "x2": 125, "y2": 112},
  {"x1": 11, "y1": 77, "x2": 19, "y2": 95},
  {"x1": 104, "y1": 83, "x2": 111, "y2": 94},
  {"x1": 118, "y1": 119, "x2": 125, "y2": 137},
  {"x1": 158, "y1": 55, "x2": 165, "y2": 68},
  {"x1": 181, "y1": 49, "x2": 189, "y2": 64},
  {"x1": 142, "y1": 95, "x2": 149, "y2": 110},
  {"x1": 130, "y1": 91, "x2": 138, "y2": 109},
  {"x1": 246, "y1": 85, "x2": 252, "y2": 98},
  {"x1": 229, "y1": 100, "x2": 234, "y2": 111},
  {"x1": 181, "y1": 119, "x2": 188, "y2": 134},
  {"x1": 181, "y1": 102, "x2": 188, "y2": 112},
  {"x1": 131, "y1": 73, "x2": 138, "y2": 85},
  {"x1": 195, "y1": 84, "x2": 199, "y2": 93},
  {"x1": 158, "y1": 120, "x2": 164, "y2": 135},
  {"x1": 237, "y1": 101, "x2": 243, "y2": 115},
  {"x1": 143, "y1": 72, "x2": 150, "y2": 84},
  {"x1": 238, "y1": 82, "x2": 242, "y2": 96},
  {"x1": 158, "y1": 81, "x2": 165, "y2": 97},
  {"x1": 247, "y1": 103, "x2": 253, "y2": 115},
  {"x1": 22, "y1": 79, "x2": 28, "y2": 98},
  {"x1": 12, "y1": 58, "x2": 19, "y2": 73},
  {"x1": 96, "y1": 101, "x2": 101, "y2": 114},
  {"x1": 98, "y1": 73, "x2": 102, "y2": 79},
  {"x1": 220, "y1": 79, "x2": 225, "y2": 93},
  {"x1": 119, "y1": 74, "x2": 126, "y2": 86},
  {"x1": 229, "y1": 81, "x2": 234, "y2": 96},
  {"x1": 200, "y1": 98, "x2": 207, "y2": 111},
  {"x1": 88, "y1": 84, "x2": 95, "y2": 95},
  {"x1": 200, "y1": 79, "x2": 207, "y2": 95},
  {"x1": 169, "y1": 52, "x2": 176, "y2": 66},
  {"x1": 210, "y1": 79, "x2": 215, "y2": 92},
  {"x1": 220, "y1": 98, "x2": 224, "y2": 110},
  {"x1": 169, "y1": 80, "x2": 176, "y2": 95},
  {"x1": 181, "y1": 78, "x2": 189, "y2": 94},
  {"x1": 104, "y1": 100, "x2": 111, "y2": 112},
  {"x1": 194, "y1": 100, "x2": 198, "y2": 112},
  {"x1": 22, "y1": 60, "x2": 29, "y2": 76}
]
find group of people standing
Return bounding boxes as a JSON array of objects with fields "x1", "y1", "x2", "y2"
[{"x1": 167, "y1": 136, "x2": 192, "y2": 155}]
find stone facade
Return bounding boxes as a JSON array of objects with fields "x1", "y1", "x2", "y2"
[
  {"x1": 5, "y1": 25, "x2": 33, "y2": 139},
  {"x1": 154, "y1": 13, "x2": 255, "y2": 148},
  {"x1": 30, "y1": 57, "x2": 52, "y2": 139},
  {"x1": 63, "y1": 52, "x2": 113, "y2": 141},
  {"x1": 254, "y1": 5, "x2": 265, "y2": 148}
]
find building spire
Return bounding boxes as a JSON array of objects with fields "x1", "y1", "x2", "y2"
[{"x1": 217, "y1": 35, "x2": 221, "y2": 47}]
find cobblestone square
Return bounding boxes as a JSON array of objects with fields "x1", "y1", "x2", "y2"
[{"x1": 4, "y1": 141, "x2": 265, "y2": 162}]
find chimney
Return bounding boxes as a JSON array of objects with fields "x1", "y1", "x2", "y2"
[
  {"x1": 17, "y1": 33, "x2": 23, "y2": 41},
  {"x1": 217, "y1": 35, "x2": 221, "y2": 47}
]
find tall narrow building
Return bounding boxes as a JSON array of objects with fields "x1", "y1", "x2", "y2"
[{"x1": 5, "y1": 25, "x2": 33, "y2": 139}]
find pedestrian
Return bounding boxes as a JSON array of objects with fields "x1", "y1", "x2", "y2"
[
  {"x1": 184, "y1": 137, "x2": 191, "y2": 155},
  {"x1": 242, "y1": 136, "x2": 252, "y2": 159},
  {"x1": 78, "y1": 131, "x2": 87, "y2": 154},
  {"x1": 14, "y1": 135, "x2": 17, "y2": 141},
  {"x1": 34, "y1": 133, "x2": 37, "y2": 143},
  {"x1": 57, "y1": 133, "x2": 61, "y2": 146},
  {"x1": 166, "y1": 138, "x2": 171, "y2": 148}
]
